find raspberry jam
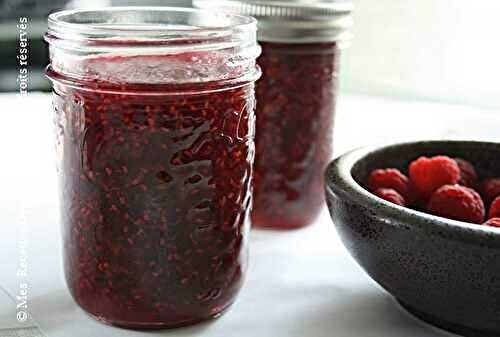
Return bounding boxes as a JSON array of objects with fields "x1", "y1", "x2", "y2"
[
  {"x1": 193, "y1": 0, "x2": 353, "y2": 229},
  {"x1": 252, "y1": 42, "x2": 339, "y2": 229},
  {"x1": 45, "y1": 8, "x2": 260, "y2": 329}
]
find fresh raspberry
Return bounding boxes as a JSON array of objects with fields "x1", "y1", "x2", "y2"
[
  {"x1": 374, "y1": 188, "x2": 406, "y2": 206},
  {"x1": 367, "y1": 168, "x2": 410, "y2": 200},
  {"x1": 479, "y1": 178, "x2": 500, "y2": 206},
  {"x1": 484, "y1": 218, "x2": 500, "y2": 228},
  {"x1": 454, "y1": 158, "x2": 478, "y2": 187},
  {"x1": 488, "y1": 196, "x2": 500, "y2": 219},
  {"x1": 427, "y1": 185, "x2": 485, "y2": 224},
  {"x1": 409, "y1": 156, "x2": 461, "y2": 201}
]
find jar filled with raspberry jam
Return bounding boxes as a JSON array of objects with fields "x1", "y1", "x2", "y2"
[
  {"x1": 195, "y1": 0, "x2": 353, "y2": 229},
  {"x1": 45, "y1": 7, "x2": 261, "y2": 329}
]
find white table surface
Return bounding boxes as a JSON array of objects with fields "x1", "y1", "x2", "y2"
[{"x1": 1, "y1": 92, "x2": 499, "y2": 337}]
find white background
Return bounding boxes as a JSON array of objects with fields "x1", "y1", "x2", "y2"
[{"x1": 342, "y1": 0, "x2": 500, "y2": 110}]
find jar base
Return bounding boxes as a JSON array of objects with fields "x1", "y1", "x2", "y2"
[
  {"x1": 83, "y1": 303, "x2": 232, "y2": 330},
  {"x1": 251, "y1": 214, "x2": 316, "y2": 230}
]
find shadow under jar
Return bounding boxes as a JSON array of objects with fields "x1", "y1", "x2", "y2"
[
  {"x1": 194, "y1": 0, "x2": 353, "y2": 229},
  {"x1": 45, "y1": 7, "x2": 261, "y2": 329}
]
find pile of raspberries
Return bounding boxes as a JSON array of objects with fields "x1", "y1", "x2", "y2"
[{"x1": 366, "y1": 155, "x2": 500, "y2": 228}]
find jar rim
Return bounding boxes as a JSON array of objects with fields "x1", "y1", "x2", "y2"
[
  {"x1": 46, "y1": 6, "x2": 259, "y2": 53},
  {"x1": 193, "y1": 0, "x2": 353, "y2": 44},
  {"x1": 193, "y1": 0, "x2": 353, "y2": 18}
]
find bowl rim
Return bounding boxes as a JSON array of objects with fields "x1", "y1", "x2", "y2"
[{"x1": 325, "y1": 140, "x2": 500, "y2": 241}]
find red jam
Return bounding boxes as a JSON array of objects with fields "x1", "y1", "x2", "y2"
[
  {"x1": 48, "y1": 53, "x2": 256, "y2": 328},
  {"x1": 252, "y1": 42, "x2": 339, "y2": 229}
]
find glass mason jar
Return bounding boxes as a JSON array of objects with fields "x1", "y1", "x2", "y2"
[
  {"x1": 45, "y1": 7, "x2": 261, "y2": 329},
  {"x1": 194, "y1": 0, "x2": 353, "y2": 229}
]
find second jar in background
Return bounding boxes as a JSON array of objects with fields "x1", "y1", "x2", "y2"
[{"x1": 195, "y1": 0, "x2": 354, "y2": 229}]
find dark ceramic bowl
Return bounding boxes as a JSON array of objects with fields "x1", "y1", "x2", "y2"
[{"x1": 325, "y1": 141, "x2": 500, "y2": 337}]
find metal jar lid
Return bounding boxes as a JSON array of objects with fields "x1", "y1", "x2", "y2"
[{"x1": 193, "y1": 0, "x2": 353, "y2": 44}]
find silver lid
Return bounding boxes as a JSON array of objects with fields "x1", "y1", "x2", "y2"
[{"x1": 193, "y1": 0, "x2": 353, "y2": 44}]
